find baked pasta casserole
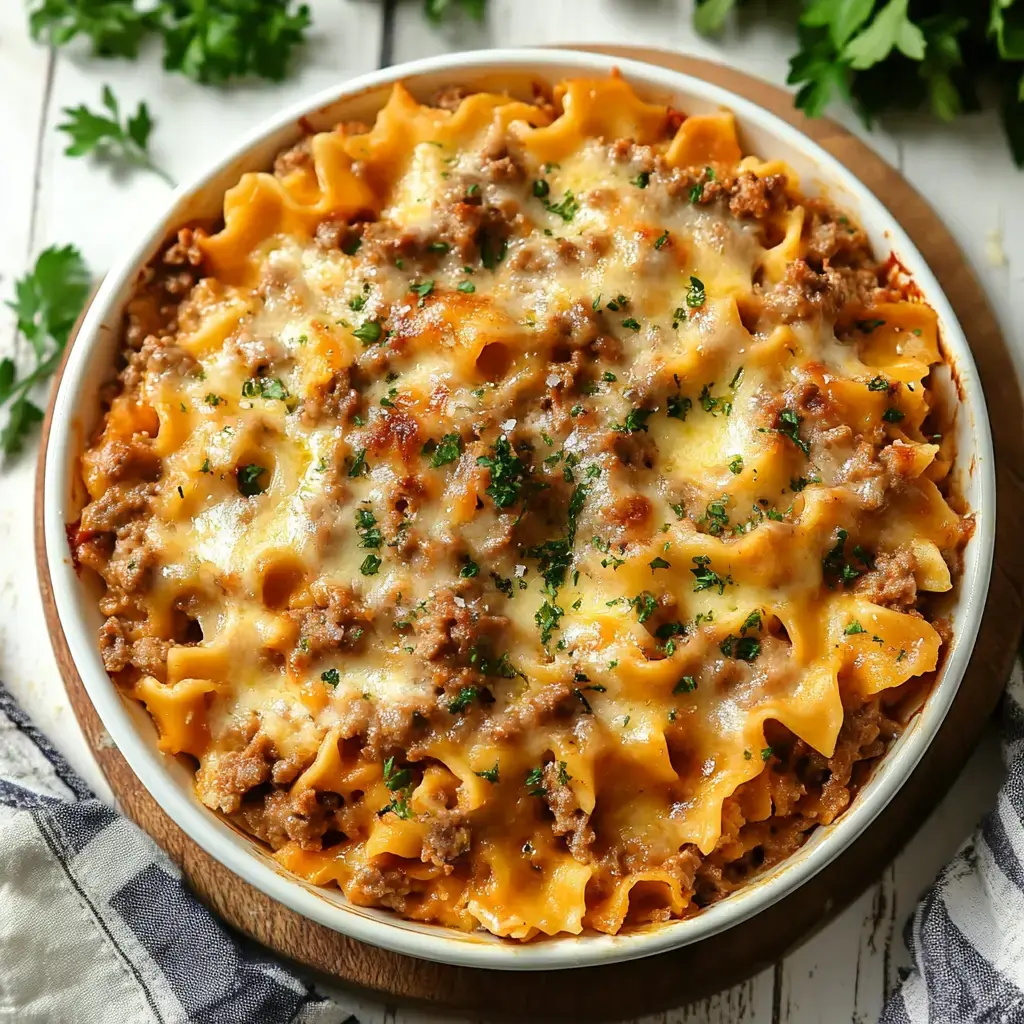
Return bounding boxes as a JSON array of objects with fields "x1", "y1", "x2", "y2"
[{"x1": 73, "y1": 74, "x2": 967, "y2": 940}]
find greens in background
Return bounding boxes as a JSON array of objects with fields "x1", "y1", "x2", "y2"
[
  {"x1": 695, "y1": 0, "x2": 1024, "y2": 165},
  {"x1": 1, "y1": 247, "x2": 90, "y2": 458},
  {"x1": 28, "y1": 0, "x2": 312, "y2": 84}
]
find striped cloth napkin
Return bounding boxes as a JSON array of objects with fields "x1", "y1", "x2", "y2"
[
  {"x1": 0, "y1": 682, "x2": 351, "y2": 1024},
  {"x1": 1, "y1": 670, "x2": 1022, "y2": 1024}
]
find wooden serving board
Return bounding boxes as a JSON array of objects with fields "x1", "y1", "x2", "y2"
[{"x1": 33, "y1": 49, "x2": 1024, "y2": 1021}]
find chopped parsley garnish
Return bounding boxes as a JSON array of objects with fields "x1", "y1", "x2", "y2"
[
  {"x1": 525, "y1": 539, "x2": 572, "y2": 593},
  {"x1": 355, "y1": 508, "x2": 382, "y2": 548},
  {"x1": 654, "y1": 230, "x2": 670, "y2": 250},
  {"x1": 204, "y1": 393, "x2": 223, "y2": 406},
  {"x1": 611, "y1": 407, "x2": 653, "y2": 433},
  {"x1": 465, "y1": 183, "x2": 481, "y2": 198},
  {"x1": 532, "y1": 179, "x2": 550, "y2": 198},
  {"x1": 353, "y1": 319, "x2": 382, "y2": 345},
  {"x1": 199, "y1": 458, "x2": 211, "y2": 473},
  {"x1": 674, "y1": 676, "x2": 697, "y2": 694},
  {"x1": 348, "y1": 448, "x2": 368, "y2": 477},
  {"x1": 557, "y1": 761, "x2": 571, "y2": 786},
  {"x1": 701, "y1": 497, "x2": 730, "y2": 536},
  {"x1": 630, "y1": 591, "x2": 658, "y2": 624},
  {"x1": 241, "y1": 377, "x2": 288, "y2": 400},
  {"x1": 321, "y1": 669, "x2": 340, "y2": 687},
  {"x1": 457, "y1": 280, "x2": 475, "y2": 293},
  {"x1": 669, "y1": 502, "x2": 686, "y2": 520},
  {"x1": 691, "y1": 555, "x2": 733, "y2": 594},
  {"x1": 771, "y1": 407, "x2": 810, "y2": 456},
  {"x1": 491, "y1": 572, "x2": 514, "y2": 598},
  {"x1": 621, "y1": 317, "x2": 641, "y2": 332},
  {"x1": 761, "y1": 747, "x2": 773, "y2": 762},
  {"x1": 667, "y1": 395, "x2": 692, "y2": 420},
  {"x1": 867, "y1": 376, "x2": 890, "y2": 392},
  {"x1": 845, "y1": 621, "x2": 867, "y2": 635},
  {"x1": 410, "y1": 280, "x2": 434, "y2": 306},
  {"x1": 480, "y1": 234, "x2": 508, "y2": 271},
  {"x1": 856, "y1": 318, "x2": 886, "y2": 332},
  {"x1": 649, "y1": 556, "x2": 671, "y2": 571},
  {"x1": 631, "y1": 171, "x2": 650, "y2": 188},
  {"x1": 882, "y1": 407, "x2": 905, "y2": 423},
  {"x1": 383, "y1": 756, "x2": 412, "y2": 792},
  {"x1": 535, "y1": 599, "x2": 564, "y2": 645},
  {"x1": 741, "y1": 609, "x2": 762, "y2": 634},
  {"x1": 525, "y1": 766, "x2": 546, "y2": 797},
  {"x1": 460, "y1": 560, "x2": 481, "y2": 579},
  {"x1": 448, "y1": 686, "x2": 480, "y2": 713},
  {"x1": 429, "y1": 432, "x2": 462, "y2": 468},
  {"x1": 359, "y1": 553, "x2": 382, "y2": 576},
  {"x1": 720, "y1": 634, "x2": 761, "y2": 661},
  {"x1": 688, "y1": 168, "x2": 715, "y2": 203},
  {"x1": 699, "y1": 383, "x2": 732, "y2": 417},
  {"x1": 728, "y1": 454, "x2": 744, "y2": 474},
  {"x1": 477, "y1": 436, "x2": 526, "y2": 508},
  {"x1": 236, "y1": 464, "x2": 266, "y2": 497},
  {"x1": 822, "y1": 528, "x2": 863, "y2": 586},
  {"x1": 603, "y1": 371, "x2": 617, "y2": 382},
  {"x1": 475, "y1": 763, "x2": 500, "y2": 783},
  {"x1": 790, "y1": 476, "x2": 819, "y2": 492},
  {"x1": 542, "y1": 190, "x2": 579, "y2": 221},
  {"x1": 427, "y1": 241, "x2": 451, "y2": 254},
  {"x1": 686, "y1": 276, "x2": 706, "y2": 308},
  {"x1": 573, "y1": 688, "x2": 594, "y2": 713}
]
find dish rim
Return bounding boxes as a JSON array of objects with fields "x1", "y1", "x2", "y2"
[{"x1": 42, "y1": 46, "x2": 996, "y2": 971}]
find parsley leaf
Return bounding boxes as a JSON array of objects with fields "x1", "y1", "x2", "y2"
[
  {"x1": 241, "y1": 377, "x2": 288, "y2": 400},
  {"x1": 611, "y1": 407, "x2": 653, "y2": 433},
  {"x1": 691, "y1": 554, "x2": 733, "y2": 594},
  {"x1": 2, "y1": 245, "x2": 90, "y2": 458},
  {"x1": 424, "y1": 0, "x2": 487, "y2": 22},
  {"x1": 542, "y1": 190, "x2": 579, "y2": 221},
  {"x1": 32, "y1": 1, "x2": 312, "y2": 84},
  {"x1": 842, "y1": 0, "x2": 925, "y2": 70},
  {"x1": 236, "y1": 463, "x2": 267, "y2": 496},
  {"x1": 28, "y1": 0, "x2": 153, "y2": 58},
  {"x1": 477, "y1": 436, "x2": 526, "y2": 509},
  {"x1": 159, "y1": 0, "x2": 311, "y2": 84},
  {"x1": 429, "y1": 432, "x2": 462, "y2": 467},
  {"x1": 58, "y1": 85, "x2": 173, "y2": 185},
  {"x1": 770, "y1": 407, "x2": 810, "y2": 456},
  {"x1": 448, "y1": 685, "x2": 480, "y2": 713},
  {"x1": 353, "y1": 320, "x2": 382, "y2": 346}
]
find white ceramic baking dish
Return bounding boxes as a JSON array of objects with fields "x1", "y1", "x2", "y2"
[{"x1": 43, "y1": 48, "x2": 995, "y2": 971}]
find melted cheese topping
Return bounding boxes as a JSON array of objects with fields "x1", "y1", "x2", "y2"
[{"x1": 78, "y1": 75, "x2": 963, "y2": 940}]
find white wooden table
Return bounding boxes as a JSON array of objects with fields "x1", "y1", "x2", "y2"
[{"x1": 1, "y1": 2, "x2": 1020, "y2": 1021}]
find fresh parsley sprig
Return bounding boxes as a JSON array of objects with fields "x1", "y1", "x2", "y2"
[
  {"x1": 2, "y1": 245, "x2": 91, "y2": 458},
  {"x1": 29, "y1": 0, "x2": 312, "y2": 85},
  {"x1": 424, "y1": 0, "x2": 487, "y2": 22},
  {"x1": 694, "y1": 0, "x2": 1024, "y2": 166},
  {"x1": 58, "y1": 86, "x2": 174, "y2": 186}
]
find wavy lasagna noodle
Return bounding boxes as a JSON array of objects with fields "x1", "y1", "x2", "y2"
[{"x1": 75, "y1": 74, "x2": 966, "y2": 939}]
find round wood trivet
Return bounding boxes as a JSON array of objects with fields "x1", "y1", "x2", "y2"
[{"x1": 33, "y1": 48, "x2": 1024, "y2": 1021}]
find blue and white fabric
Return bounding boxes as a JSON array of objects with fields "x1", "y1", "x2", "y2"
[{"x1": 0, "y1": 683, "x2": 351, "y2": 1024}]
